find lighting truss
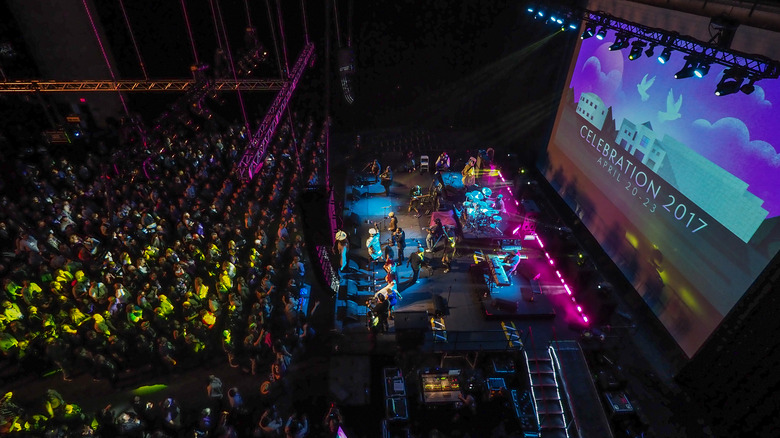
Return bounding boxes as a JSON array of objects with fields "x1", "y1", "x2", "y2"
[
  {"x1": 526, "y1": 4, "x2": 780, "y2": 82},
  {"x1": 0, "y1": 79, "x2": 285, "y2": 93},
  {"x1": 581, "y1": 11, "x2": 780, "y2": 81},
  {"x1": 236, "y1": 43, "x2": 315, "y2": 182}
]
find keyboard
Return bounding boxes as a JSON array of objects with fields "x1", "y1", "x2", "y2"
[{"x1": 488, "y1": 254, "x2": 511, "y2": 286}]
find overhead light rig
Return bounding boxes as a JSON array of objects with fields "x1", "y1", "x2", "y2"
[
  {"x1": 0, "y1": 79, "x2": 285, "y2": 93},
  {"x1": 526, "y1": 5, "x2": 780, "y2": 95}
]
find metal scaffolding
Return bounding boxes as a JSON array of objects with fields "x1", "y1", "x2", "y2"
[
  {"x1": 236, "y1": 42, "x2": 315, "y2": 182},
  {"x1": 0, "y1": 79, "x2": 285, "y2": 93}
]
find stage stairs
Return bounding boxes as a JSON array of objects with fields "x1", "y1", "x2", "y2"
[{"x1": 524, "y1": 344, "x2": 574, "y2": 438}]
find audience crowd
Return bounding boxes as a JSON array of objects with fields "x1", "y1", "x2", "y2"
[{"x1": 0, "y1": 106, "x2": 334, "y2": 437}]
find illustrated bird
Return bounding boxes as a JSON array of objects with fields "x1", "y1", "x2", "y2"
[
  {"x1": 637, "y1": 74, "x2": 655, "y2": 102},
  {"x1": 658, "y1": 88, "x2": 682, "y2": 121}
]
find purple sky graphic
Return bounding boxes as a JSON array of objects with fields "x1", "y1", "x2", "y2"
[{"x1": 570, "y1": 39, "x2": 780, "y2": 218}]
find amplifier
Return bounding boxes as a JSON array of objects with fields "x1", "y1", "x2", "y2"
[{"x1": 492, "y1": 298, "x2": 518, "y2": 312}]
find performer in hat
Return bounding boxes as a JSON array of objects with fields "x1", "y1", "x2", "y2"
[
  {"x1": 387, "y1": 212, "x2": 398, "y2": 234},
  {"x1": 366, "y1": 227, "x2": 382, "y2": 267},
  {"x1": 334, "y1": 230, "x2": 349, "y2": 273}
]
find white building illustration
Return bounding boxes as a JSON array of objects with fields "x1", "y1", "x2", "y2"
[
  {"x1": 615, "y1": 118, "x2": 768, "y2": 243},
  {"x1": 576, "y1": 92, "x2": 607, "y2": 130},
  {"x1": 615, "y1": 120, "x2": 666, "y2": 172}
]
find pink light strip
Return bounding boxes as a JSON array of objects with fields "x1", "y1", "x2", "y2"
[{"x1": 534, "y1": 232, "x2": 588, "y2": 325}]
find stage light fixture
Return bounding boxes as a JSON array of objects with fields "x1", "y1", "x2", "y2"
[
  {"x1": 581, "y1": 24, "x2": 595, "y2": 39},
  {"x1": 595, "y1": 28, "x2": 607, "y2": 40},
  {"x1": 715, "y1": 69, "x2": 745, "y2": 96},
  {"x1": 657, "y1": 47, "x2": 672, "y2": 64},
  {"x1": 674, "y1": 61, "x2": 697, "y2": 79},
  {"x1": 608, "y1": 34, "x2": 630, "y2": 51},
  {"x1": 568, "y1": 22, "x2": 578, "y2": 31},
  {"x1": 693, "y1": 63, "x2": 710, "y2": 78},
  {"x1": 644, "y1": 43, "x2": 657, "y2": 58},
  {"x1": 527, "y1": 7, "x2": 534, "y2": 14},
  {"x1": 628, "y1": 41, "x2": 646, "y2": 60},
  {"x1": 741, "y1": 78, "x2": 756, "y2": 95}
]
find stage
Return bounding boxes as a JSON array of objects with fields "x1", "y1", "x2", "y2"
[{"x1": 334, "y1": 161, "x2": 576, "y2": 344}]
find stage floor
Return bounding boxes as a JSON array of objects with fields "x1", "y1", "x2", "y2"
[{"x1": 336, "y1": 167, "x2": 578, "y2": 345}]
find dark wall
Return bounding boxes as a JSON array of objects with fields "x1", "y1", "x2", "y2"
[{"x1": 676, "y1": 251, "x2": 780, "y2": 436}]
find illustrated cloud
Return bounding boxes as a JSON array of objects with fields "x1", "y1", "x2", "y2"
[{"x1": 689, "y1": 117, "x2": 780, "y2": 216}]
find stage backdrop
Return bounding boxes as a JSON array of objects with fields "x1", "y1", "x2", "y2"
[{"x1": 538, "y1": 27, "x2": 780, "y2": 356}]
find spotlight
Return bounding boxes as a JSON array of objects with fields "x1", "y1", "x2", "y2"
[
  {"x1": 715, "y1": 69, "x2": 745, "y2": 96},
  {"x1": 657, "y1": 47, "x2": 672, "y2": 64},
  {"x1": 527, "y1": 7, "x2": 534, "y2": 13},
  {"x1": 693, "y1": 63, "x2": 710, "y2": 78},
  {"x1": 608, "y1": 34, "x2": 630, "y2": 51},
  {"x1": 675, "y1": 56, "x2": 706, "y2": 79},
  {"x1": 595, "y1": 28, "x2": 607, "y2": 40},
  {"x1": 628, "y1": 41, "x2": 646, "y2": 60},
  {"x1": 674, "y1": 61, "x2": 697, "y2": 79},
  {"x1": 568, "y1": 22, "x2": 578, "y2": 31},
  {"x1": 581, "y1": 24, "x2": 596, "y2": 39},
  {"x1": 644, "y1": 43, "x2": 657, "y2": 58}
]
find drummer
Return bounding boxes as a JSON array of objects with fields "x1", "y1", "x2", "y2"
[{"x1": 493, "y1": 194, "x2": 506, "y2": 214}]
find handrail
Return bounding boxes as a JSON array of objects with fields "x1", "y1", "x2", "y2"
[{"x1": 526, "y1": 326, "x2": 549, "y2": 428}]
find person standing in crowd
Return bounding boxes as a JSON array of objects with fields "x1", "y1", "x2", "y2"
[
  {"x1": 435, "y1": 152, "x2": 450, "y2": 171},
  {"x1": 393, "y1": 228, "x2": 406, "y2": 266},
  {"x1": 426, "y1": 218, "x2": 443, "y2": 253},
  {"x1": 387, "y1": 212, "x2": 398, "y2": 235},
  {"x1": 380, "y1": 166, "x2": 393, "y2": 196},
  {"x1": 372, "y1": 293, "x2": 390, "y2": 333},
  {"x1": 369, "y1": 159, "x2": 381, "y2": 183},
  {"x1": 408, "y1": 185, "x2": 424, "y2": 218},
  {"x1": 441, "y1": 236, "x2": 456, "y2": 274},
  {"x1": 376, "y1": 273, "x2": 401, "y2": 319},
  {"x1": 285, "y1": 412, "x2": 309, "y2": 438},
  {"x1": 407, "y1": 246, "x2": 425, "y2": 284}
]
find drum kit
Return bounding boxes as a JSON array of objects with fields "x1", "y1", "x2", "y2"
[{"x1": 463, "y1": 187, "x2": 502, "y2": 232}]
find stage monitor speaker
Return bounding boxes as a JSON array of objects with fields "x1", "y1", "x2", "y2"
[
  {"x1": 346, "y1": 212, "x2": 360, "y2": 228},
  {"x1": 393, "y1": 311, "x2": 429, "y2": 332},
  {"x1": 492, "y1": 298, "x2": 519, "y2": 313},
  {"x1": 336, "y1": 300, "x2": 360, "y2": 322},
  {"x1": 337, "y1": 279, "x2": 358, "y2": 300},
  {"x1": 432, "y1": 294, "x2": 447, "y2": 317}
]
